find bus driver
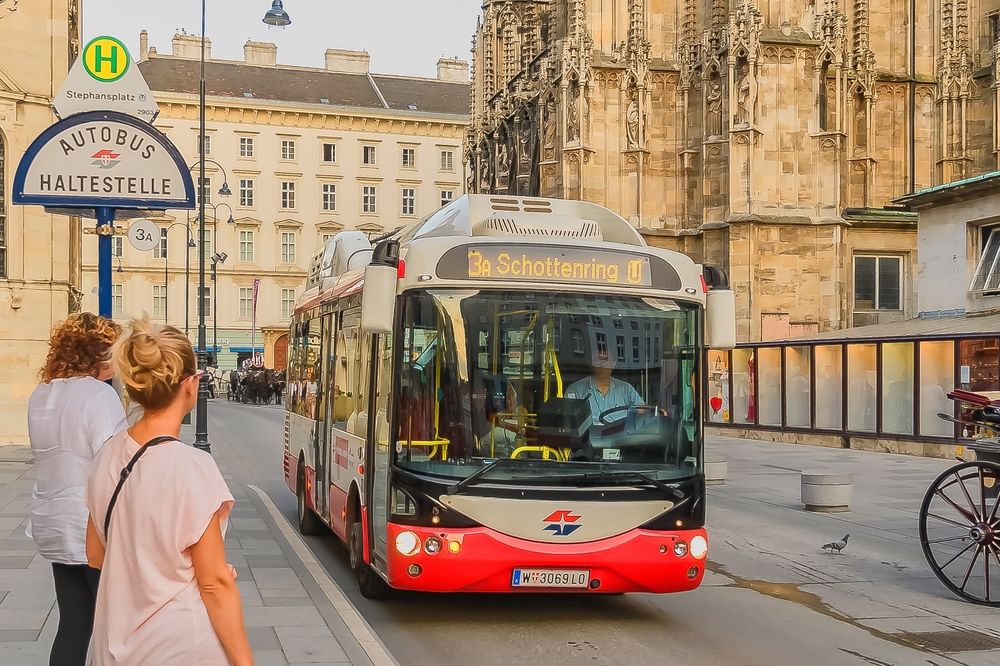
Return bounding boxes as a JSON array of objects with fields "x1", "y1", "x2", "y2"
[{"x1": 565, "y1": 348, "x2": 642, "y2": 424}]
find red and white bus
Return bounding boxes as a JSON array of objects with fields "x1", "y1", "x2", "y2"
[{"x1": 283, "y1": 195, "x2": 736, "y2": 597}]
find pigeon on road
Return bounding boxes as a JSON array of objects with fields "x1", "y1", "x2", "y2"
[{"x1": 822, "y1": 534, "x2": 850, "y2": 554}]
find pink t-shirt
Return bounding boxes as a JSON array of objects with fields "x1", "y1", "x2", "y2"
[{"x1": 85, "y1": 431, "x2": 235, "y2": 666}]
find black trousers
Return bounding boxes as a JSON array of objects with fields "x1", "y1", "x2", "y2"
[{"x1": 50, "y1": 563, "x2": 100, "y2": 666}]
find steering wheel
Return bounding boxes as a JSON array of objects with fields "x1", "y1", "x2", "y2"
[{"x1": 598, "y1": 404, "x2": 660, "y2": 425}]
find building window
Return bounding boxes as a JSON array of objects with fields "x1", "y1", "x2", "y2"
[
  {"x1": 322, "y1": 233, "x2": 335, "y2": 245},
  {"x1": 854, "y1": 255, "x2": 902, "y2": 311},
  {"x1": 281, "y1": 288, "x2": 296, "y2": 319},
  {"x1": 401, "y1": 147, "x2": 416, "y2": 168},
  {"x1": 200, "y1": 229, "x2": 212, "y2": 258},
  {"x1": 0, "y1": 134, "x2": 6, "y2": 277},
  {"x1": 239, "y1": 287, "x2": 253, "y2": 319},
  {"x1": 322, "y1": 183, "x2": 337, "y2": 211},
  {"x1": 280, "y1": 181, "x2": 296, "y2": 209},
  {"x1": 571, "y1": 330, "x2": 585, "y2": 355},
  {"x1": 239, "y1": 230, "x2": 255, "y2": 263},
  {"x1": 199, "y1": 285, "x2": 212, "y2": 319},
  {"x1": 111, "y1": 236, "x2": 123, "y2": 257},
  {"x1": 616, "y1": 335, "x2": 626, "y2": 361},
  {"x1": 401, "y1": 188, "x2": 415, "y2": 216},
  {"x1": 632, "y1": 337, "x2": 640, "y2": 362},
  {"x1": 971, "y1": 225, "x2": 1000, "y2": 294},
  {"x1": 239, "y1": 178, "x2": 254, "y2": 208},
  {"x1": 111, "y1": 284, "x2": 123, "y2": 318},
  {"x1": 363, "y1": 185, "x2": 377, "y2": 214},
  {"x1": 281, "y1": 139, "x2": 296, "y2": 160},
  {"x1": 239, "y1": 136, "x2": 254, "y2": 158},
  {"x1": 198, "y1": 177, "x2": 212, "y2": 205},
  {"x1": 154, "y1": 228, "x2": 168, "y2": 259},
  {"x1": 440, "y1": 150, "x2": 455, "y2": 171},
  {"x1": 198, "y1": 134, "x2": 211, "y2": 156},
  {"x1": 990, "y1": 12, "x2": 1000, "y2": 46},
  {"x1": 595, "y1": 332, "x2": 608, "y2": 359},
  {"x1": 152, "y1": 285, "x2": 166, "y2": 318},
  {"x1": 323, "y1": 143, "x2": 337, "y2": 163},
  {"x1": 363, "y1": 145, "x2": 377, "y2": 166},
  {"x1": 281, "y1": 231, "x2": 296, "y2": 264},
  {"x1": 440, "y1": 189, "x2": 454, "y2": 207}
]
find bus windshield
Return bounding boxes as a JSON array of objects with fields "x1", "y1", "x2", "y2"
[{"x1": 394, "y1": 289, "x2": 701, "y2": 482}]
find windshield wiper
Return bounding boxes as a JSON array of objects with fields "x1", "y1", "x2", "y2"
[
  {"x1": 566, "y1": 470, "x2": 685, "y2": 499},
  {"x1": 446, "y1": 458, "x2": 521, "y2": 495}
]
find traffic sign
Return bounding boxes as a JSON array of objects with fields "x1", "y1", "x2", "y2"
[
  {"x1": 127, "y1": 219, "x2": 159, "y2": 251},
  {"x1": 54, "y1": 36, "x2": 159, "y2": 122},
  {"x1": 13, "y1": 111, "x2": 195, "y2": 210}
]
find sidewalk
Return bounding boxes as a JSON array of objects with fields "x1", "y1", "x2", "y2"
[
  {"x1": 706, "y1": 435, "x2": 1000, "y2": 664},
  {"x1": 0, "y1": 441, "x2": 383, "y2": 666}
]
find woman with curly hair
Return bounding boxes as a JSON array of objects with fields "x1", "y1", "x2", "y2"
[{"x1": 27, "y1": 312, "x2": 125, "y2": 666}]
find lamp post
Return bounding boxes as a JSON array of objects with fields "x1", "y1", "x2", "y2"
[
  {"x1": 194, "y1": 1, "x2": 291, "y2": 453},
  {"x1": 185, "y1": 201, "x2": 233, "y2": 334},
  {"x1": 164, "y1": 222, "x2": 196, "y2": 325},
  {"x1": 211, "y1": 252, "x2": 228, "y2": 368}
]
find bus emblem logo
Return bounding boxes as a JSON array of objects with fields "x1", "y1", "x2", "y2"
[{"x1": 543, "y1": 510, "x2": 582, "y2": 537}]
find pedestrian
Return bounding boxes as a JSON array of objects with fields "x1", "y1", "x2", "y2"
[
  {"x1": 85, "y1": 317, "x2": 253, "y2": 666},
  {"x1": 26, "y1": 312, "x2": 125, "y2": 666}
]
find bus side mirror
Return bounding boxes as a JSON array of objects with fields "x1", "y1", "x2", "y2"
[
  {"x1": 705, "y1": 289, "x2": 736, "y2": 350},
  {"x1": 361, "y1": 240, "x2": 399, "y2": 334}
]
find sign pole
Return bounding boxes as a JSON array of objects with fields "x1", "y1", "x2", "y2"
[{"x1": 96, "y1": 206, "x2": 115, "y2": 318}]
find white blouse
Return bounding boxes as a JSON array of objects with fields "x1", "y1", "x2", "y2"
[{"x1": 26, "y1": 377, "x2": 126, "y2": 565}]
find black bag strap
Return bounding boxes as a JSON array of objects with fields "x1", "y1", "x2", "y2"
[{"x1": 103, "y1": 436, "x2": 175, "y2": 537}]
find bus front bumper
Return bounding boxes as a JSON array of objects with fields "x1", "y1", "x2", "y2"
[{"x1": 384, "y1": 523, "x2": 707, "y2": 594}]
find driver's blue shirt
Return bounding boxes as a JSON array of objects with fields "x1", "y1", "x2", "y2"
[{"x1": 565, "y1": 376, "x2": 643, "y2": 424}]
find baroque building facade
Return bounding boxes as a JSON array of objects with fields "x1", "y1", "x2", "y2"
[
  {"x1": 0, "y1": 0, "x2": 82, "y2": 444},
  {"x1": 80, "y1": 34, "x2": 469, "y2": 371},
  {"x1": 466, "y1": 0, "x2": 1000, "y2": 341}
]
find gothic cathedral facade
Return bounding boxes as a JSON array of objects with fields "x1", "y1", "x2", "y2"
[{"x1": 466, "y1": 0, "x2": 999, "y2": 341}]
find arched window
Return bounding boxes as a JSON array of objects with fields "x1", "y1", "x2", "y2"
[{"x1": 0, "y1": 131, "x2": 6, "y2": 278}]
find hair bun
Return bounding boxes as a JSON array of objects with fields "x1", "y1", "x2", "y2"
[{"x1": 114, "y1": 316, "x2": 197, "y2": 412}]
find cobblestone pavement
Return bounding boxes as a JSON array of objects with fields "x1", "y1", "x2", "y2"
[{"x1": 0, "y1": 427, "x2": 391, "y2": 666}]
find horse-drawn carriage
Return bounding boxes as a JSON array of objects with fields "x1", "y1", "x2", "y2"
[
  {"x1": 919, "y1": 389, "x2": 1000, "y2": 606},
  {"x1": 227, "y1": 368, "x2": 285, "y2": 405}
]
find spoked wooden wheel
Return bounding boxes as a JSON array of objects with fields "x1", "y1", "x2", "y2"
[{"x1": 918, "y1": 461, "x2": 1000, "y2": 606}]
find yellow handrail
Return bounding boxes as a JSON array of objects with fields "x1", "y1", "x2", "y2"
[
  {"x1": 399, "y1": 438, "x2": 450, "y2": 460},
  {"x1": 511, "y1": 445, "x2": 566, "y2": 461}
]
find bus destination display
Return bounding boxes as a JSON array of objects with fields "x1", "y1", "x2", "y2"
[{"x1": 443, "y1": 245, "x2": 653, "y2": 288}]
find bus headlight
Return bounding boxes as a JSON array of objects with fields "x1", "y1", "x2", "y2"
[
  {"x1": 673, "y1": 540, "x2": 688, "y2": 557},
  {"x1": 395, "y1": 530, "x2": 420, "y2": 556},
  {"x1": 690, "y1": 535, "x2": 708, "y2": 559},
  {"x1": 424, "y1": 536, "x2": 442, "y2": 555}
]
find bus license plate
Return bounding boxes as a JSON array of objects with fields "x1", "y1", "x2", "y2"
[{"x1": 511, "y1": 569, "x2": 590, "y2": 588}]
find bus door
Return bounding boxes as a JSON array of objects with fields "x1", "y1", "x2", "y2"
[
  {"x1": 313, "y1": 313, "x2": 335, "y2": 522},
  {"x1": 366, "y1": 331, "x2": 393, "y2": 567}
]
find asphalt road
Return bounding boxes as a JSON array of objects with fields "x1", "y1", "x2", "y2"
[{"x1": 208, "y1": 400, "x2": 949, "y2": 666}]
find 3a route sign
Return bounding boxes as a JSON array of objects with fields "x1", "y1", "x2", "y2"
[
  {"x1": 127, "y1": 219, "x2": 160, "y2": 251},
  {"x1": 54, "y1": 36, "x2": 159, "y2": 121},
  {"x1": 84, "y1": 36, "x2": 130, "y2": 82}
]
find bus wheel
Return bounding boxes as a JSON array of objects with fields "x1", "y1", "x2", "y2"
[
  {"x1": 349, "y1": 516, "x2": 392, "y2": 599},
  {"x1": 296, "y1": 463, "x2": 324, "y2": 536}
]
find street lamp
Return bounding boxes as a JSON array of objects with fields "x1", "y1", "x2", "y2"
[
  {"x1": 164, "y1": 221, "x2": 195, "y2": 324},
  {"x1": 185, "y1": 201, "x2": 233, "y2": 335},
  {"x1": 194, "y1": 2, "x2": 290, "y2": 452},
  {"x1": 211, "y1": 251, "x2": 228, "y2": 369}
]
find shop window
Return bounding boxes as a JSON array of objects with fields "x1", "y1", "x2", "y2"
[
  {"x1": 707, "y1": 350, "x2": 731, "y2": 423},
  {"x1": 757, "y1": 348, "x2": 782, "y2": 427},
  {"x1": 920, "y1": 341, "x2": 955, "y2": 437},
  {"x1": 854, "y1": 255, "x2": 902, "y2": 311},
  {"x1": 958, "y1": 338, "x2": 1000, "y2": 430},
  {"x1": 814, "y1": 345, "x2": 843, "y2": 430},
  {"x1": 785, "y1": 346, "x2": 811, "y2": 428},
  {"x1": 732, "y1": 349, "x2": 755, "y2": 425},
  {"x1": 882, "y1": 342, "x2": 914, "y2": 435},
  {"x1": 847, "y1": 344, "x2": 877, "y2": 432}
]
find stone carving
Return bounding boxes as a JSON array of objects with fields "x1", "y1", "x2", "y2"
[
  {"x1": 68, "y1": 285, "x2": 83, "y2": 314},
  {"x1": 736, "y1": 63, "x2": 757, "y2": 126},
  {"x1": 542, "y1": 98, "x2": 556, "y2": 149},
  {"x1": 567, "y1": 83, "x2": 581, "y2": 143},
  {"x1": 706, "y1": 81, "x2": 724, "y2": 136},
  {"x1": 626, "y1": 96, "x2": 640, "y2": 148}
]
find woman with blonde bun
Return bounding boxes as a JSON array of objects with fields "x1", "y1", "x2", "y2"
[
  {"x1": 84, "y1": 317, "x2": 253, "y2": 666},
  {"x1": 27, "y1": 313, "x2": 125, "y2": 666}
]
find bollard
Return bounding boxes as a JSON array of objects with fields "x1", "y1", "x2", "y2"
[
  {"x1": 705, "y1": 457, "x2": 727, "y2": 485},
  {"x1": 801, "y1": 472, "x2": 852, "y2": 512}
]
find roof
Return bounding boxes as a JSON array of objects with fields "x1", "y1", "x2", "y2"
[
  {"x1": 138, "y1": 57, "x2": 470, "y2": 117},
  {"x1": 893, "y1": 171, "x2": 1000, "y2": 210},
  {"x1": 755, "y1": 312, "x2": 1000, "y2": 345}
]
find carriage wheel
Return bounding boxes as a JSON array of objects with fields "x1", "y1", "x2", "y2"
[{"x1": 918, "y1": 460, "x2": 1000, "y2": 606}]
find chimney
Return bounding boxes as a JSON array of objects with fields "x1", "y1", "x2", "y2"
[
  {"x1": 139, "y1": 30, "x2": 149, "y2": 61},
  {"x1": 437, "y1": 58, "x2": 470, "y2": 82},
  {"x1": 171, "y1": 33, "x2": 212, "y2": 60},
  {"x1": 324, "y1": 49, "x2": 370, "y2": 74},
  {"x1": 244, "y1": 40, "x2": 277, "y2": 66}
]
